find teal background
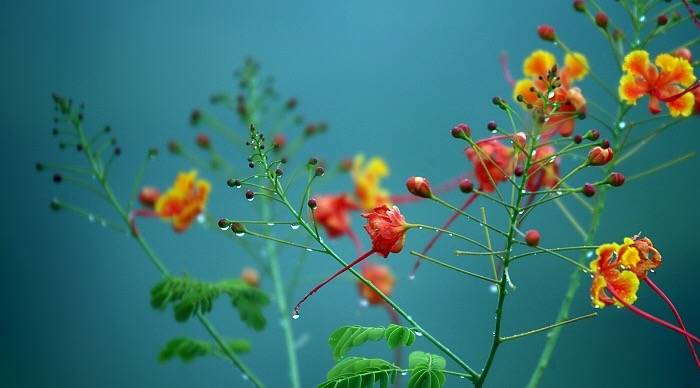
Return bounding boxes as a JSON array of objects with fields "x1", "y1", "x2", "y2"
[{"x1": 2, "y1": 1, "x2": 698, "y2": 387}]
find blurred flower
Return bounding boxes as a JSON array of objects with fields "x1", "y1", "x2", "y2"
[
  {"x1": 619, "y1": 50, "x2": 697, "y2": 116},
  {"x1": 241, "y1": 267, "x2": 261, "y2": 288},
  {"x1": 312, "y1": 194, "x2": 357, "y2": 238},
  {"x1": 352, "y1": 155, "x2": 391, "y2": 210},
  {"x1": 155, "y1": 170, "x2": 211, "y2": 232},
  {"x1": 357, "y1": 263, "x2": 395, "y2": 305},
  {"x1": 138, "y1": 186, "x2": 161, "y2": 208},
  {"x1": 513, "y1": 50, "x2": 588, "y2": 137},
  {"x1": 526, "y1": 145, "x2": 560, "y2": 191},
  {"x1": 465, "y1": 139, "x2": 514, "y2": 192},
  {"x1": 362, "y1": 205, "x2": 408, "y2": 257}
]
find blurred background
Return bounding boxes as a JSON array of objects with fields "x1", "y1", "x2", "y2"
[{"x1": 2, "y1": 1, "x2": 698, "y2": 387}]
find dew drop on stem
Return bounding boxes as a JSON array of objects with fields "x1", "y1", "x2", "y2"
[
  {"x1": 292, "y1": 313, "x2": 300, "y2": 320},
  {"x1": 290, "y1": 223, "x2": 300, "y2": 230},
  {"x1": 88, "y1": 214, "x2": 95, "y2": 223},
  {"x1": 235, "y1": 232, "x2": 245, "y2": 237}
]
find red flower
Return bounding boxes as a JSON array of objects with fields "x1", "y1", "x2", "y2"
[
  {"x1": 357, "y1": 263, "x2": 395, "y2": 305},
  {"x1": 465, "y1": 139, "x2": 514, "y2": 192},
  {"x1": 526, "y1": 145, "x2": 560, "y2": 191},
  {"x1": 587, "y1": 146, "x2": 614, "y2": 166},
  {"x1": 312, "y1": 194, "x2": 357, "y2": 238},
  {"x1": 362, "y1": 205, "x2": 408, "y2": 257}
]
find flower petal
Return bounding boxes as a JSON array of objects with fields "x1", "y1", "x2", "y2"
[
  {"x1": 523, "y1": 50, "x2": 557, "y2": 78},
  {"x1": 655, "y1": 53, "x2": 696, "y2": 86},
  {"x1": 563, "y1": 52, "x2": 589, "y2": 81},
  {"x1": 622, "y1": 50, "x2": 650, "y2": 76},
  {"x1": 618, "y1": 73, "x2": 648, "y2": 105}
]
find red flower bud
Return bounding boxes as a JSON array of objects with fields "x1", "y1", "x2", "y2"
[
  {"x1": 362, "y1": 205, "x2": 408, "y2": 258},
  {"x1": 167, "y1": 140, "x2": 181, "y2": 154},
  {"x1": 588, "y1": 146, "x2": 614, "y2": 166},
  {"x1": 357, "y1": 264, "x2": 395, "y2": 305},
  {"x1": 573, "y1": 135, "x2": 583, "y2": 144},
  {"x1": 674, "y1": 47, "x2": 693, "y2": 62},
  {"x1": 657, "y1": 14, "x2": 668, "y2": 26},
  {"x1": 582, "y1": 183, "x2": 596, "y2": 197},
  {"x1": 273, "y1": 134, "x2": 286, "y2": 150},
  {"x1": 459, "y1": 178, "x2": 474, "y2": 193},
  {"x1": 451, "y1": 123, "x2": 471, "y2": 140},
  {"x1": 607, "y1": 172, "x2": 625, "y2": 187},
  {"x1": 406, "y1": 176, "x2": 433, "y2": 199},
  {"x1": 487, "y1": 121, "x2": 497, "y2": 131},
  {"x1": 139, "y1": 186, "x2": 161, "y2": 208},
  {"x1": 513, "y1": 132, "x2": 527, "y2": 149},
  {"x1": 525, "y1": 229, "x2": 541, "y2": 247},
  {"x1": 514, "y1": 166, "x2": 524, "y2": 177},
  {"x1": 573, "y1": 0, "x2": 585, "y2": 12},
  {"x1": 241, "y1": 267, "x2": 260, "y2": 288},
  {"x1": 595, "y1": 12, "x2": 608, "y2": 29},
  {"x1": 537, "y1": 24, "x2": 556, "y2": 41},
  {"x1": 585, "y1": 129, "x2": 600, "y2": 141},
  {"x1": 195, "y1": 133, "x2": 210, "y2": 149}
]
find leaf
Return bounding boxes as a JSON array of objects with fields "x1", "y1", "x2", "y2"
[
  {"x1": 158, "y1": 337, "x2": 251, "y2": 363},
  {"x1": 408, "y1": 351, "x2": 446, "y2": 388},
  {"x1": 150, "y1": 276, "x2": 269, "y2": 330},
  {"x1": 158, "y1": 337, "x2": 211, "y2": 363},
  {"x1": 385, "y1": 324, "x2": 416, "y2": 349},
  {"x1": 317, "y1": 357, "x2": 399, "y2": 388},
  {"x1": 329, "y1": 326, "x2": 386, "y2": 360}
]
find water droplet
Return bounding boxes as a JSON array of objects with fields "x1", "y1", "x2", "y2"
[
  {"x1": 414, "y1": 330, "x2": 423, "y2": 337},
  {"x1": 235, "y1": 232, "x2": 245, "y2": 237},
  {"x1": 489, "y1": 284, "x2": 498, "y2": 293},
  {"x1": 359, "y1": 298, "x2": 369, "y2": 307},
  {"x1": 219, "y1": 224, "x2": 230, "y2": 231},
  {"x1": 586, "y1": 250, "x2": 594, "y2": 259},
  {"x1": 408, "y1": 274, "x2": 416, "y2": 280},
  {"x1": 267, "y1": 222, "x2": 275, "y2": 226},
  {"x1": 521, "y1": 189, "x2": 527, "y2": 194},
  {"x1": 418, "y1": 226, "x2": 423, "y2": 230},
  {"x1": 556, "y1": 190, "x2": 563, "y2": 195},
  {"x1": 246, "y1": 197, "x2": 254, "y2": 202},
  {"x1": 459, "y1": 376, "x2": 466, "y2": 379},
  {"x1": 518, "y1": 210, "x2": 524, "y2": 215},
  {"x1": 448, "y1": 233, "x2": 453, "y2": 237},
  {"x1": 197, "y1": 214, "x2": 206, "y2": 223},
  {"x1": 490, "y1": 129, "x2": 497, "y2": 134},
  {"x1": 306, "y1": 248, "x2": 313, "y2": 252},
  {"x1": 234, "y1": 183, "x2": 242, "y2": 188},
  {"x1": 401, "y1": 371, "x2": 408, "y2": 376},
  {"x1": 639, "y1": 15, "x2": 646, "y2": 22},
  {"x1": 292, "y1": 313, "x2": 300, "y2": 320},
  {"x1": 241, "y1": 374, "x2": 249, "y2": 381},
  {"x1": 547, "y1": 91, "x2": 555, "y2": 99},
  {"x1": 87, "y1": 214, "x2": 95, "y2": 223},
  {"x1": 618, "y1": 121, "x2": 626, "y2": 129},
  {"x1": 290, "y1": 223, "x2": 300, "y2": 230}
]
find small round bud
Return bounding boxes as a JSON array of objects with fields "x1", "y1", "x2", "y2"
[
  {"x1": 167, "y1": 141, "x2": 181, "y2": 154},
  {"x1": 286, "y1": 97, "x2": 297, "y2": 110},
  {"x1": 451, "y1": 123, "x2": 471, "y2": 140},
  {"x1": 76, "y1": 143, "x2": 83, "y2": 152},
  {"x1": 227, "y1": 178, "x2": 242, "y2": 188},
  {"x1": 304, "y1": 123, "x2": 317, "y2": 137},
  {"x1": 190, "y1": 109, "x2": 202, "y2": 125},
  {"x1": 514, "y1": 166, "x2": 524, "y2": 177},
  {"x1": 104, "y1": 125, "x2": 111, "y2": 133},
  {"x1": 674, "y1": 47, "x2": 692, "y2": 61},
  {"x1": 53, "y1": 173, "x2": 62, "y2": 183},
  {"x1": 537, "y1": 24, "x2": 556, "y2": 41},
  {"x1": 245, "y1": 190, "x2": 255, "y2": 200},
  {"x1": 275, "y1": 168, "x2": 284, "y2": 177},
  {"x1": 281, "y1": 157, "x2": 288, "y2": 164},
  {"x1": 492, "y1": 96, "x2": 506, "y2": 110},
  {"x1": 339, "y1": 159, "x2": 353, "y2": 172},
  {"x1": 525, "y1": 229, "x2": 541, "y2": 247},
  {"x1": 595, "y1": 11, "x2": 608, "y2": 29},
  {"x1": 241, "y1": 267, "x2": 260, "y2": 287},
  {"x1": 573, "y1": 135, "x2": 583, "y2": 144},
  {"x1": 231, "y1": 222, "x2": 246, "y2": 234},
  {"x1": 315, "y1": 166, "x2": 325, "y2": 177},
  {"x1": 587, "y1": 146, "x2": 614, "y2": 166},
  {"x1": 35, "y1": 162, "x2": 45, "y2": 172},
  {"x1": 487, "y1": 121, "x2": 497, "y2": 131},
  {"x1": 52, "y1": 128, "x2": 59, "y2": 136},
  {"x1": 582, "y1": 183, "x2": 596, "y2": 197},
  {"x1": 459, "y1": 178, "x2": 474, "y2": 193},
  {"x1": 248, "y1": 162, "x2": 255, "y2": 168},
  {"x1": 273, "y1": 134, "x2": 286, "y2": 150},
  {"x1": 406, "y1": 176, "x2": 433, "y2": 199},
  {"x1": 114, "y1": 147, "x2": 122, "y2": 156},
  {"x1": 196, "y1": 133, "x2": 210, "y2": 149},
  {"x1": 607, "y1": 172, "x2": 625, "y2": 187},
  {"x1": 585, "y1": 129, "x2": 600, "y2": 141},
  {"x1": 308, "y1": 198, "x2": 317, "y2": 209},
  {"x1": 657, "y1": 14, "x2": 668, "y2": 26},
  {"x1": 139, "y1": 187, "x2": 161, "y2": 207},
  {"x1": 217, "y1": 218, "x2": 230, "y2": 229},
  {"x1": 50, "y1": 198, "x2": 62, "y2": 211},
  {"x1": 600, "y1": 139, "x2": 610, "y2": 149},
  {"x1": 308, "y1": 157, "x2": 318, "y2": 165},
  {"x1": 573, "y1": 0, "x2": 585, "y2": 12}
]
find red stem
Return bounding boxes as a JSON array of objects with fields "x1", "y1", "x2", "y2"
[
  {"x1": 499, "y1": 51, "x2": 516, "y2": 88},
  {"x1": 655, "y1": 80, "x2": 700, "y2": 102},
  {"x1": 606, "y1": 285, "x2": 700, "y2": 344},
  {"x1": 644, "y1": 277, "x2": 700, "y2": 369},
  {"x1": 128, "y1": 209, "x2": 158, "y2": 237},
  {"x1": 346, "y1": 228, "x2": 364, "y2": 257},
  {"x1": 293, "y1": 249, "x2": 375, "y2": 317},
  {"x1": 682, "y1": 0, "x2": 700, "y2": 29},
  {"x1": 409, "y1": 193, "x2": 478, "y2": 278}
]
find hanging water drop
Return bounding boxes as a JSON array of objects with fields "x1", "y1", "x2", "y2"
[
  {"x1": 100, "y1": 220, "x2": 107, "y2": 228},
  {"x1": 359, "y1": 298, "x2": 369, "y2": 307},
  {"x1": 306, "y1": 248, "x2": 313, "y2": 252},
  {"x1": 246, "y1": 197, "x2": 254, "y2": 202},
  {"x1": 235, "y1": 232, "x2": 245, "y2": 237},
  {"x1": 639, "y1": 15, "x2": 646, "y2": 22},
  {"x1": 219, "y1": 224, "x2": 230, "y2": 231},
  {"x1": 489, "y1": 284, "x2": 498, "y2": 293},
  {"x1": 414, "y1": 330, "x2": 423, "y2": 337},
  {"x1": 241, "y1": 374, "x2": 249, "y2": 381},
  {"x1": 618, "y1": 121, "x2": 627, "y2": 129},
  {"x1": 266, "y1": 222, "x2": 275, "y2": 226},
  {"x1": 586, "y1": 250, "x2": 594, "y2": 259},
  {"x1": 408, "y1": 274, "x2": 416, "y2": 280},
  {"x1": 197, "y1": 214, "x2": 206, "y2": 224},
  {"x1": 556, "y1": 190, "x2": 563, "y2": 195},
  {"x1": 401, "y1": 371, "x2": 408, "y2": 376},
  {"x1": 290, "y1": 223, "x2": 300, "y2": 230},
  {"x1": 88, "y1": 214, "x2": 95, "y2": 223},
  {"x1": 292, "y1": 313, "x2": 300, "y2": 320}
]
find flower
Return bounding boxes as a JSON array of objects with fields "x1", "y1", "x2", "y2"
[
  {"x1": 362, "y1": 205, "x2": 408, "y2": 257},
  {"x1": 312, "y1": 194, "x2": 357, "y2": 238},
  {"x1": 618, "y1": 237, "x2": 663, "y2": 279},
  {"x1": 241, "y1": 267, "x2": 260, "y2": 288},
  {"x1": 513, "y1": 50, "x2": 589, "y2": 137},
  {"x1": 357, "y1": 263, "x2": 395, "y2": 305},
  {"x1": 154, "y1": 170, "x2": 211, "y2": 232},
  {"x1": 589, "y1": 242, "x2": 640, "y2": 308},
  {"x1": 138, "y1": 186, "x2": 161, "y2": 208},
  {"x1": 526, "y1": 145, "x2": 560, "y2": 191},
  {"x1": 587, "y1": 146, "x2": 614, "y2": 166},
  {"x1": 352, "y1": 155, "x2": 392, "y2": 210},
  {"x1": 465, "y1": 139, "x2": 514, "y2": 192},
  {"x1": 618, "y1": 50, "x2": 697, "y2": 116}
]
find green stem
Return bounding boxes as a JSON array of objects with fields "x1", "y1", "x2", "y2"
[{"x1": 500, "y1": 313, "x2": 597, "y2": 343}]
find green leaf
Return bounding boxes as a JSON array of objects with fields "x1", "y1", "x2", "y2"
[
  {"x1": 385, "y1": 324, "x2": 416, "y2": 349},
  {"x1": 317, "y1": 357, "x2": 399, "y2": 388},
  {"x1": 329, "y1": 326, "x2": 386, "y2": 360},
  {"x1": 150, "y1": 276, "x2": 269, "y2": 330},
  {"x1": 408, "y1": 351, "x2": 446, "y2": 388},
  {"x1": 158, "y1": 337, "x2": 251, "y2": 363}
]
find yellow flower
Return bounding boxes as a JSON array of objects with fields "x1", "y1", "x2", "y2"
[
  {"x1": 618, "y1": 50, "x2": 696, "y2": 116},
  {"x1": 155, "y1": 170, "x2": 211, "y2": 232},
  {"x1": 352, "y1": 155, "x2": 391, "y2": 211},
  {"x1": 589, "y1": 242, "x2": 640, "y2": 308}
]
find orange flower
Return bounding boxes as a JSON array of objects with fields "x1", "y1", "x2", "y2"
[
  {"x1": 312, "y1": 194, "x2": 357, "y2": 238},
  {"x1": 465, "y1": 139, "x2": 514, "y2": 192},
  {"x1": 352, "y1": 155, "x2": 391, "y2": 211},
  {"x1": 513, "y1": 50, "x2": 588, "y2": 137},
  {"x1": 619, "y1": 50, "x2": 697, "y2": 116},
  {"x1": 154, "y1": 170, "x2": 211, "y2": 232},
  {"x1": 362, "y1": 205, "x2": 408, "y2": 257},
  {"x1": 589, "y1": 242, "x2": 640, "y2": 309},
  {"x1": 357, "y1": 263, "x2": 395, "y2": 305},
  {"x1": 617, "y1": 237, "x2": 663, "y2": 279},
  {"x1": 526, "y1": 145, "x2": 559, "y2": 191},
  {"x1": 241, "y1": 267, "x2": 261, "y2": 288}
]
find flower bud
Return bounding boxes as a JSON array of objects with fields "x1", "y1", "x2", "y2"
[
  {"x1": 231, "y1": 222, "x2": 246, "y2": 234},
  {"x1": 487, "y1": 121, "x2": 497, "y2": 131},
  {"x1": 167, "y1": 141, "x2": 181, "y2": 154},
  {"x1": 275, "y1": 168, "x2": 284, "y2": 177},
  {"x1": 459, "y1": 178, "x2": 474, "y2": 193},
  {"x1": 190, "y1": 109, "x2": 202, "y2": 125},
  {"x1": 139, "y1": 186, "x2": 161, "y2": 208},
  {"x1": 451, "y1": 123, "x2": 471, "y2": 140},
  {"x1": 607, "y1": 172, "x2": 625, "y2": 187},
  {"x1": 286, "y1": 97, "x2": 297, "y2": 110},
  {"x1": 573, "y1": 135, "x2": 583, "y2": 144},
  {"x1": 672, "y1": 10, "x2": 682, "y2": 22},
  {"x1": 196, "y1": 133, "x2": 210, "y2": 149},
  {"x1": 50, "y1": 198, "x2": 62, "y2": 211},
  {"x1": 584, "y1": 129, "x2": 600, "y2": 141},
  {"x1": 273, "y1": 134, "x2": 286, "y2": 150},
  {"x1": 492, "y1": 96, "x2": 507, "y2": 110},
  {"x1": 514, "y1": 166, "x2": 524, "y2": 177},
  {"x1": 35, "y1": 162, "x2": 45, "y2": 172},
  {"x1": 308, "y1": 198, "x2": 317, "y2": 209},
  {"x1": 595, "y1": 11, "x2": 608, "y2": 29},
  {"x1": 537, "y1": 24, "x2": 556, "y2": 41},
  {"x1": 308, "y1": 157, "x2": 318, "y2": 165},
  {"x1": 582, "y1": 183, "x2": 596, "y2": 197},
  {"x1": 339, "y1": 158, "x2": 353, "y2": 172},
  {"x1": 241, "y1": 267, "x2": 260, "y2": 287},
  {"x1": 657, "y1": 14, "x2": 668, "y2": 26},
  {"x1": 245, "y1": 190, "x2": 255, "y2": 200},
  {"x1": 525, "y1": 229, "x2": 541, "y2": 247},
  {"x1": 573, "y1": 0, "x2": 585, "y2": 12},
  {"x1": 600, "y1": 139, "x2": 610, "y2": 149},
  {"x1": 612, "y1": 29, "x2": 624, "y2": 41},
  {"x1": 315, "y1": 166, "x2": 325, "y2": 177},
  {"x1": 53, "y1": 173, "x2": 62, "y2": 183},
  {"x1": 406, "y1": 176, "x2": 433, "y2": 199},
  {"x1": 674, "y1": 47, "x2": 693, "y2": 61},
  {"x1": 587, "y1": 146, "x2": 614, "y2": 166},
  {"x1": 513, "y1": 132, "x2": 527, "y2": 149}
]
